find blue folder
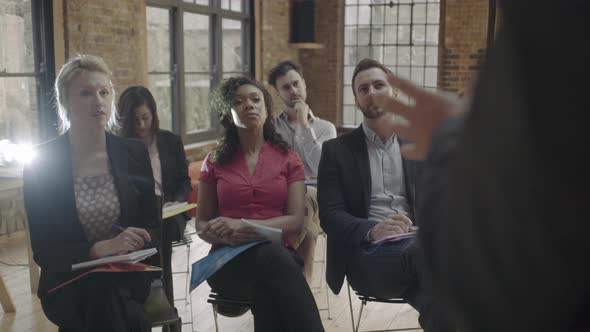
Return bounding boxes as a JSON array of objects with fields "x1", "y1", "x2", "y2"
[{"x1": 190, "y1": 241, "x2": 267, "y2": 292}]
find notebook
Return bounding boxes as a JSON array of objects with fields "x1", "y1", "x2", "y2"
[
  {"x1": 71, "y1": 247, "x2": 158, "y2": 271},
  {"x1": 162, "y1": 202, "x2": 197, "y2": 219},
  {"x1": 50, "y1": 262, "x2": 161, "y2": 293},
  {"x1": 241, "y1": 218, "x2": 283, "y2": 245}
]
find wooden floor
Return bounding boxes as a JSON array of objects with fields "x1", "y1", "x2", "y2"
[{"x1": 0, "y1": 223, "x2": 422, "y2": 332}]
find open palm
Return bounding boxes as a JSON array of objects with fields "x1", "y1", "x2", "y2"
[{"x1": 374, "y1": 74, "x2": 462, "y2": 160}]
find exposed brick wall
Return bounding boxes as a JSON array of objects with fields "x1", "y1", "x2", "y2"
[
  {"x1": 438, "y1": 0, "x2": 489, "y2": 93},
  {"x1": 260, "y1": 0, "x2": 299, "y2": 115},
  {"x1": 62, "y1": 0, "x2": 147, "y2": 94},
  {"x1": 299, "y1": 0, "x2": 344, "y2": 126}
]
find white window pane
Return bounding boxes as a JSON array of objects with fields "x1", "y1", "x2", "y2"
[
  {"x1": 344, "y1": 46, "x2": 358, "y2": 66},
  {"x1": 357, "y1": 26, "x2": 370, "y2": 46},
  {"x1": 427, "y1": 25, "x2": 439, "y2": 45},
  {"x1": 397, "y1": 46, "x2": 411, "y2": 66},
  {"x1": 342, "y1": 104, "x2": 356, "y2": 127},
  {"x1": 411, "y1": 67, "x2": 424, "y2": 86},
  {"x1": 413, "y1": 4, "x2": 426, "y2": 24},
  {"x1": 344, "y1": 66, "x2": 355, "y2": 84},
  {"x1": 425, "y1": 67, "x2": 437, "y2": 87},
  {"x1": 384, "y1": 25, "x2": 397, "y2": 44},
  {"x1": 343, "y1": 86, "x2": 355, "y2": 105},
  {"x1": 222, "y1": 19, "x2": 243, "y2": 73},
  {"x1": 147, "y1": 7, "x2": 170, "y2": 72},
  {"x1": 384, "y1": 46, "x2": 396, "y2": 66},
  {"x1": 427, "y1": 3, "x2": 440, "y2": 24},
  {"x1": 398, "y1": 5, "x2": 411, "y2": 24},
  {"x1": 184, "y1": 12, "x2": 210, "y2": 72},
  {"x1": 371, "y1": 4, "x2": 384, "y2": 25},
  {"x1": 370, "y1": 46, "x2": 383, "y2": 63},
  {"x1": 345, "y1": 27, "x2": 358, "y2": 45},
  {"x1": 385, "y1": 6, "x2": 398, "y2": 25},
  {"x1": 345, "y1": 6, "x2": 358, "y2": 26},
  {"x1": 230, "y1": 0, "x2": 242, "y2": 12},
  {"x1": 398, "y1": 25, "x2": 411, "y2": 44},
  {"x1": 0, "y1": 0, "x2": 35, "y2": 73},
  {"x1": 412, "y1": 25, "x2": 426, "y2": 45},
  {"x1": 370, "y1": 27, "x2": 383, "y2": 45},
  {"x1": 426, "y1": 46, "x2": 438, "y2": 66},
  {"x1": 396, "y1": 66, "x2": 410, "y2": 80},
  {"x1": 358, "y1": 46, "x2": 370, "y2": 60},
  {"x1": 221, "y1": 0, "x2": 229, "y2": 10},
  {"x1": 184, "y1": 74, "x2": 211, "y2": 133},
  {"x1": 0, "y1": 77, "x2": 37, "y2": 146},
  {"x1": 358, "y1": 5, "x2": 371, "y2": 25},
  {"x1": 411, "y1": 46, "x2": 425, "y2": 66},
  {"x1": 148, "y1": 74, "x2": 172, "y2": 131}
]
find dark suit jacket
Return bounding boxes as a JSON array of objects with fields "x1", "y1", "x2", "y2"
[
  {"x1": 156, "y1": 130, "x2": 191, "y2": 204},
  {"x1": 317, "y1": 125, "x2": 421, "y2": 294},
  {"x1": 23, "y1": 132, "x2": 160, "y2": 298}
]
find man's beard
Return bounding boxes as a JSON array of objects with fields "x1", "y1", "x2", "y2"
[{"x1": 360, "y1": 104, "x2": 383, "y2": 119}]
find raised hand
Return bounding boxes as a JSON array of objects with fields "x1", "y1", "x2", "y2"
[{"x1": 373, "y1": 74, "x2": 462, "y2": 160}]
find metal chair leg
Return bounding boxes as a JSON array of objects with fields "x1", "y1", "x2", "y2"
[
  {"x1": 185, "y1": 241, "x2": 191, "y2": 305},
  {"x1": 212, "y1": 304, "x2": 220, "y2": 332},
  {"x1": 347, "y1": 282, "x2": 356, "y2": 332},
  {"x1": 355, "y1": 300, "x2": 366, "y2": 332}
]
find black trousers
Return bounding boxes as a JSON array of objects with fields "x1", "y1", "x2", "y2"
[
  {"x1": 347, "y1": 237, "x2": 455, "y2": 332},
  {"x1": 208, "y1": 242, "x2": 325, "y2": 332},
  {"x1": 41, "y1": 272, "x2": 152, "y2": 332}
]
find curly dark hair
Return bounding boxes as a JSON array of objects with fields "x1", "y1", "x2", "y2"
[{"x1": 210, "y1": 76, "x2": 290, "y2": 165}]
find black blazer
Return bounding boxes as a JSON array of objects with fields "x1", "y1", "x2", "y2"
[
  {"x1": 23, "y1": 133, "x2": 160, "y2": 298},
  {"x1": 317, "y1": 125, "x2": 421, "y2": 294},
  {"x1": 156, "y1": 130, "x2": 191, "y2": 204}
]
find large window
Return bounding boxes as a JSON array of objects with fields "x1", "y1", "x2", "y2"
[
  {"x1": 342, "y1": 0, "x2": 440, "y2": 126},
  {"x1": 147, "y1": 0, "x2": 253, "y2": 144},
  {"x1": 0, "y1": 0, "x2": 55, "y2": 166}
]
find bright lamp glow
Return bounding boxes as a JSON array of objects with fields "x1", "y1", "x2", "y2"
[{"x1": 0, "y1": 140, "x2": 36, "y2": 165}]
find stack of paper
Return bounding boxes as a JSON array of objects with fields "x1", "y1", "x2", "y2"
[
  {"x1": 371, "y1": 232, "x2": 417, "y2": 245},
  {"x1": 162, "y1": 202, "x2": 197, "y2": 219},
  {"x1": 72, "y1": 247, "x2": 158, "y2": 271},
  {"x1": 241, "y1": 218, "x2": 283, "y2": 245}
]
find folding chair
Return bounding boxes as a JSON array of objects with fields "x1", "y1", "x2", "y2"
[
  {"x1": 311, "y1": 230, "x2": 331, "y2": 319},
  {"x1": 347, "y1": 283, "x2": 422, "y2": 332},
  {"x1": 207, "y1": 291, "x2": 253, "y2": 332}
]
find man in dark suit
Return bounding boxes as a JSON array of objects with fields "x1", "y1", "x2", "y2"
[{"x1": 317, "y1": 58, "x2": 452, "y2": 332}]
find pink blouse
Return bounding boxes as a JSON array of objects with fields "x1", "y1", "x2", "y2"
[{"x1": 200, "y1": 142, "x2": 305, "y2": 220}]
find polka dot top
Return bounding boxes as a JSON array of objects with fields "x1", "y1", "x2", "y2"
[{"x1": 74, "y1": 173, "x2": 121, "y2": 244}]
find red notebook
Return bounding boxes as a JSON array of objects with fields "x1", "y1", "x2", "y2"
[{"x1": 48, "y1": 263, "x2": 161, "y2": 294}]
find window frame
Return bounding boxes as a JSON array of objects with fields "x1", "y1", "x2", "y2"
[
  {"x1": 146, "y1": 0, "x2": 254, "y2": 144},
  {"x1": 341, "y1": 0, "x2": 440, "y2": 127},
  {"x1": 0, "y1": 0, "x2": 56, "y2": 145}
]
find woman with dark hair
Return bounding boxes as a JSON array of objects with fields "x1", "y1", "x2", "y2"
[
  {"x1": 196, "y1": 76, "x2": 324, "y2": 331},
  {"x1": 117, "y1": 85, "x2": 191, "y2": 301}
]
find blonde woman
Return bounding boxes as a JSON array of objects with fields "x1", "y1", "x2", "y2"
[{"x1": 23, "y1": 55, "x2": 159, "y2": 332}]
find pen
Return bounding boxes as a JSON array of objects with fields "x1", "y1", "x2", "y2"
[
  {"x1": 111, "y1": 224, "x2": 126, "y2": 233},
  {"x1": 110, "y1": 224, "x2": 153, "y2": 248}
]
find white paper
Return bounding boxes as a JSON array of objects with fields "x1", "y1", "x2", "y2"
[
  {"x1": 162, "y1": 201, "x2": 188, "y2": 214},
  {"x1": 241, "y1": 218, "x2": 283, "y2": 245},
  {"x1": 72, "y1": 247, "x2": 158, "y2": 271}
]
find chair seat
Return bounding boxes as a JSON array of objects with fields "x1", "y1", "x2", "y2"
[
  {"x1": 355, "y1": 291, "x2": 406, "y2": 304},
  {"x1": 207, "y1": 291, "x2": 252, "y2": 317}
]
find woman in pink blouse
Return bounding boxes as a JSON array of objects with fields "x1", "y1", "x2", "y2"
[{"x1": 196, "y1": 76, "x2": 324, "y2": 331}]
